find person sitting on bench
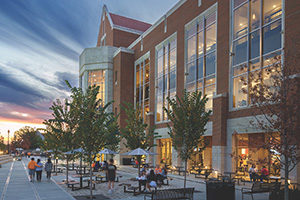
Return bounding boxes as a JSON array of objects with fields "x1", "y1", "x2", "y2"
[{"x1": 260, "y1": 166, "x2": 269, "y2": 182}]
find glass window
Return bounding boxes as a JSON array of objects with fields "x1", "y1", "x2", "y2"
[
  {"x1": 250, "y1": 58, "x2": 260, "y2": 71},
  {"x1": 186, "y1": 9, "x2": 217, "y2": 111},
  {"x1": 234, "y1": 0, "x2": 247, "y2": 8},
  {"x1": 233, "y1": 64, "x2": 247, "y2": 76},
  {"x1": 170, "y1": 49, "x2": 176, "y2": 67},
  {"x1": 169, "y1": 71, "x2": 176, "y2": 90},
  {"x1": 157, "y1": 56, "x2": 163, "y2": 76},
  {"x1": 198, "y1": 31, "x2": 204, "y2": 56},
  {"x1": 187, "y1": 62, "x2": 196, "y2": 83},
  {"x1": 197, "y1": 58, "x2": 204, "y2": 79},
  {"x1": 135, "y1": 56, "x2": 150, "y2": 119},
  {"x1": 251, "y1": 0, "x2": 260, "y2": 30},
  {"x1": 233, "y1": 36, "x2": 247, "y2": 65},
  {"x1": 205, "y1": 13, "x2": 216, "y2": 26},
  {"x1": 187, "y1": 25, "x2": 197, "y2": 38},
  {"x1": 187, "y1": 35, "x2": 196, "y2": 62},
  {"x1": 263, "y1": 0, "x2": 282, "y2": 24},
  {"x1": 187, "y1": 82, "x2": 196, "y2": 92},
  {"x1": 205, "y1": 23, "x2": 216, "y2": 53},
  {"x1": 156, "y1": 101, "x2": 162, "y2": 122},
  {"x1": 233, "y1": 75, "x2": 247, "y2": 108},
  {"x1": 234, "y1": 3, "x2": 248, "y2": 39},
  {"x1": 88, "y1": 70, "x2": 105, "y2": 104},
  {"x1": 156, "y1": 38, "x2": 177, "y2": 122},
  {"x1": 263, "y1": 20, "x2": 282, "y2": 55},
  {"x1": 231, "y1": 0, "x2": 282, "y2": 109},
  {"x1": 250, "y1": 30, "x2": 260, "y2": 59},
  {"x1": 144, "y1": 84, "x2": 149, "y2": 99},
  {"x1": 205, "y1": 84, "x2": 215, "y2": 111},
  {"x1": 205, "y1": 52, "x2": 215, "y2": 76}
]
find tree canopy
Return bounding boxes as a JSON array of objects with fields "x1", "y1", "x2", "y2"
[
  {"x1": 164, "y1": 90, "x2": 211, "y2": 188},
  {"x1": 11, "y1": 126, "x2": 43, "y2": 150}
]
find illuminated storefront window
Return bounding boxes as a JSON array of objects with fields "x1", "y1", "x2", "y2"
[
  {"x1": 88, "y1": 70, "x2": 105, "y2": 105},
  {"x1": 231, "y1": 0, "x2": 282, "y2": 108},
  {"x1": 135, "y1": 57, "x2": 150, "y2": 121}
]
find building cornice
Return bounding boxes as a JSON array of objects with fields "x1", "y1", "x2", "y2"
[
  {"x1": 128, "y1": 0, "x2": 187, "y2": 49},
  {"x1": 113, "y1": 47, "x2": 134, "y2": 58}
]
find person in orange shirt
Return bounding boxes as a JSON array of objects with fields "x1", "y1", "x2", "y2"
[
  {"x1": 28, "y1": 158, "x2": 41, "y2": 182},
  {"x1": 154, "y1": 164, "x2": 162, "y2": 175}
]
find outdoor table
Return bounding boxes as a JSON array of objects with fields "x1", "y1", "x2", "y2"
[
  {"x1": 269, "y1": 176, "x2": 281, "y2": 182},
  {"x1": 224, "y1": 172, "x2": 236, "y2": 179},
  {"x1": 76, "y1": 166, "x2": 89, "y2": 174},
  {"x1": 171, "y1": 166, "x2": 185, "y2": 175},
  {"x1": 79, "y1": 174, "x2": 94, "y2": 189}
]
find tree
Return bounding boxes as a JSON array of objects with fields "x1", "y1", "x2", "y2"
[
  {"x1": 120, "y1": 102, "x2": 160, "y2": 175},
  {"x1": 241, "y1": 49, "x2": 300, "y2": 200},
  {"x1": 164, "y1": 90, "x2": 211, "y2": 188},
  {"x1": 69, "y1": 83, "x2": 119, "y2": 199},
  {"x1": 43, "y1": 93, "x2": 80, "y2": 183},
  {"x1": 0, "y1": 137, "x2": 6, "y2": 152},
  {"x1": 43, "y1": 122, "x2": 64, "y2": 172},
  {"x1": 11, "y1": 126, "x2": 43, "y2": 150}
]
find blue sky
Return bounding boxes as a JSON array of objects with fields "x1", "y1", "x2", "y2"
[{"x1": 0, "y1": 0, "x2": 179, "y2": 135}]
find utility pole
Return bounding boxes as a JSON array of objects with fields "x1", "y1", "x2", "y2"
[{"x1": 7, "y1": 130, "x2": 10, "y2": 154}]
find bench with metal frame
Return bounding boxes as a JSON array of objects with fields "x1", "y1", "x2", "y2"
[
  {"x1": 241, "y1": 182, "x2": 280, "y2": 200},
  {"x1": 144, "y1": 188, "x2": 195, "y2": 200}
]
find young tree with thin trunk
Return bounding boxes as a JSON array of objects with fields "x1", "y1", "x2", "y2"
[
  {"x1": 44, "y1": 97, "x2": 80, "y2": 183},
  {"x1": 164, "y1": 90, "x2": 211, "y2": 189},
  {"x1": 241, "y1": 49, "x2": 300, "y2": 200},
  {"x1": 69, "y1": 83, "x2": 119, "y2": 199},
  {"x1": 120, "y1": 102, "x2": 160, "y2": 176}
]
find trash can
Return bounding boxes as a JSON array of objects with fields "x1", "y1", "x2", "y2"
[{"x1": 206, "y1": 179, "x2": 235, "y2": 200}]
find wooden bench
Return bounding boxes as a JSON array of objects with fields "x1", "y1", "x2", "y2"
[
  {"x1": 83, "y1": 179, "x2": 96, "y2": 189},
  {"x1": 144, "y1": 188, "x2": 195, "y2": 200},
  {"x1": 66, "y1": 182, "x2": 80, "y2": 191},
  {"x1": 124, "y1": 186, "x2": 140, "y2": 196},
  {"x1": 95, "y1": 174, "x2": 119, "y2": 182},
  {"x1": 242, "y1": 182, "x2": 280, "y2": 200}
]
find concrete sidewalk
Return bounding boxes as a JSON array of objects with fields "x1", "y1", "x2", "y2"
[
  {"x1": 0, "y1": 158, "x2": 270, "y2": 200},
  {"x1": 0, "y1": 159, "x2": 74, "y2": 200}
]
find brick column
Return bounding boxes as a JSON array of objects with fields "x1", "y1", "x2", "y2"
[{"x1": 212, "y1": 93, "x2": 228, "y2": 174}]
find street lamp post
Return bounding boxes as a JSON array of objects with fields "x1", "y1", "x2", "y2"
[{"x1": 7, "y1": 130, "x2": 10, "y2": 155}]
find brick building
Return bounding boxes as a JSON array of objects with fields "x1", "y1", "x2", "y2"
[{"x1": 79, "y1": 0, "x2": 300, "y2": 182}]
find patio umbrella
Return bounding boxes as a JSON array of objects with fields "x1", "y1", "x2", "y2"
[
  {"x1": 98, "y1": 149, "x2": 118, "y2": 155},
  {"x1": 15, "y1": 148, "x2": 23, "y2": 151},
  {"x1": 122, "y1": 148, "x2": 158, "y2": 176},
  {"x1": 121, "y1": 148, "x2": 158, "y2": 156},
  {"x1": 73, "y1": 148, "x2": 86, "y2": 154}
]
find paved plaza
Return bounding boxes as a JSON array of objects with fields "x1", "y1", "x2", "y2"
[{"x1": 0, "y1": 157, "x2": 270, "y2": 200}]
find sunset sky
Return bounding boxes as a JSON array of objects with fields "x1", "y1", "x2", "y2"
[{"x1": 0, "y1": 0, "x2": 179, "y2": 139}]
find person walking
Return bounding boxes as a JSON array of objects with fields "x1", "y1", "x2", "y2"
[
  {"x1": 27, "y1": 158, "x2": 41, "y2": 182},
  {"x1": 107, "y1": 159, "x2": 117, "y2": 194},
  {"x1": 45, "y1": 158, "x2": 53, "y2": 182},
  {"x1": 36, "y1": 159, "x2": 43, "y2": 182}
]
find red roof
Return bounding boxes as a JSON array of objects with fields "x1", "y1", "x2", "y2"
[{"x1": 110, "y1": 13, "x2": 152, "y2": 33}]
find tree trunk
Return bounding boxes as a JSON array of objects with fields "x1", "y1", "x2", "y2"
[
  {"x1": 284, "y1": 135, "x2": 289, "y2": 200},
  {"x1": 138, "y1": 155, "x2": 141, "y2": 177},
  {"x1": 89, "y1": 161, "x2": 93, "y2": 199},
  {"x1": 184, "y1": 159, "x2": 187, "y2": 189},
  {"x1": 66, "y1": 159, "x2": 69, "y2": 183}
]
